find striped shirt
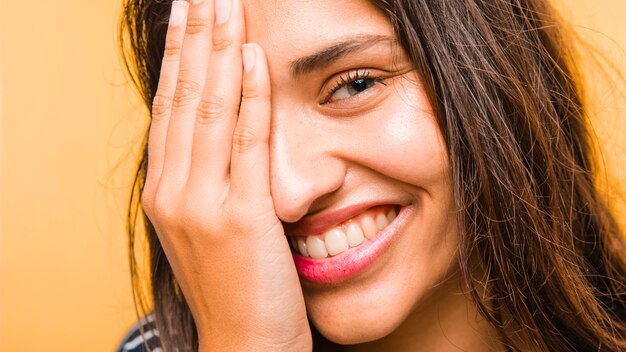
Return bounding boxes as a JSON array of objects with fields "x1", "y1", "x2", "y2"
[{"x1": 116, "y1": 315, "x2": 162, "y2": 352}]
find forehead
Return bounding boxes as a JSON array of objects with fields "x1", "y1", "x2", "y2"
[{"x1": 241, "y1": 0, "x2": 393, "y2": 69}]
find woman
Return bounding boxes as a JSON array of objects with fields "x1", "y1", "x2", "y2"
[{"x1": 118, "y1": 0, "x2": 626, "y2": 350}]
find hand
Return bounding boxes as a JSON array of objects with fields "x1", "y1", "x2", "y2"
[{"x1": 140, "y1": 0, "x2": 311, "y2": 350}]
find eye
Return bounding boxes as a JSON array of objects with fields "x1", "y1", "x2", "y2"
[{"x1": 323, "y1": 70, "x2": 386, "y2": 104}]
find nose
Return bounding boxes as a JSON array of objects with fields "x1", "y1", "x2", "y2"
[{"x1": 269, "y1": 108, "x2": 347, "y2": 223}]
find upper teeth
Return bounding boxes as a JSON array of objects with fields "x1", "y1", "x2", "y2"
[{"x1": 288, "y1": 207, "x2": 398, "y2": 259}]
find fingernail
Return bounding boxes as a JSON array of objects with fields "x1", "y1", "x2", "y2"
[
  {"x1": 169, "y1": 1, "x2": 186, "y2": 27},
  {"x1": 242, "y1": 44, "x2": 255, "y2": 73},
  {"x1": 215, "y1": 0, "x2": 231, "y2": 25}
]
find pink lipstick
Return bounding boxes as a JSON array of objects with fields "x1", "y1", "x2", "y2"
[{"x1": 287, "y1": 204, "x2": 411, "y2": 285}]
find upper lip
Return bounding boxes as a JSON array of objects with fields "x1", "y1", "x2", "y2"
[{"x1": 283, "y1": 201, "x2": 402, "y2": 237}]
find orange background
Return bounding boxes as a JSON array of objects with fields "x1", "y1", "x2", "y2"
[{"x1": 1, "y1": 1, "x2": 624, "y2": 351}]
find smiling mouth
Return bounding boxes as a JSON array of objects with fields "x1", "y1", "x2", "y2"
[{"x1": 287, "y1": 205, "x2": 399, "y2": 259}]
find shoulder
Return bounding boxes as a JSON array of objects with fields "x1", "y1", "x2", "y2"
[{"x1": 116, "y1": 315, "x2": 162, "y2": 352}]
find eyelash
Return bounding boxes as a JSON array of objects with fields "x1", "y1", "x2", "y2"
[{"x1": 323, "y1": 69, "x2": 386, "y2": 104}]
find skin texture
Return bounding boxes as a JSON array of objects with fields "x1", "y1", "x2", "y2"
[{"x1": 142, "y1": 0, "x2": 501, "y2": 350}]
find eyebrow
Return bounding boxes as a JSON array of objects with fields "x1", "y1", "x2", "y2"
[{"x1": 288, "y1": 34, "x2": 395, "y2": 78}]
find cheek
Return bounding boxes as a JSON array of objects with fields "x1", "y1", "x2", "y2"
[{"x1": 358, "y1": 93, "x2": 448, "y2": 187}]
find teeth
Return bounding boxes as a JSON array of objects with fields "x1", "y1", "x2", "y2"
[
  {"x1": 375, "y1": 212, "x2": 389, "y2": 230},
  {"x1": 361, "y1": 216, "x2": 378, "y2": 239},
  {"x1": 387, "y1": 208, "x2": 397, "y2": 222},
  {"x1": 296, "y1": 237, "x2": 309, "y2": 257},
  {"x1": 290, "y1": 206, "x2": 400, "y2": 258},
  {"x1": 324, "y1": 229, "x2": 349, "y2": 256},
  {"x1": 306, "y1": 235, "x2": 328, "y2": 259},
  {"x1": 346, "y1": 223, "x2": 365, "y2": 247}
]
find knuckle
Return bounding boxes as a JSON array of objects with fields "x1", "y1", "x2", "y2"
[
  {"x1": 231, "y1": 125, "x2": 258, "y2": 153},
  {"x1": 163, "y1": 41, "x2": 182, "y2": 58},
  {"x1": 212, "y1": 36, "x2": 234, "y2": 53},
  {"x1": 140, "y1": 191, "x2": 155, "y2": 219},
  {"x1": 149, "y1": 183, "x2": 184, "y2": 226},
  {"x1": 173, "y1": 79, "x2": 202, "y2": 107},
  {"x1": 242, "y1": 86, "x2": 271, "y2": 102},
  {"x1": 152, "y1": 193, "x2": 179, "y2": 226},
  {"x1": 197, "y1": 96, "x2": 228, "y2": 124},
  {"x1": 151, "y1": 94, "x2": 172, "y2": 121},
  {"x1": 185, "y1": 18, "x2": 209, "y2": 35}
]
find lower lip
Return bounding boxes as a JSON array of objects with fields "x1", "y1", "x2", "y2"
[{"x1": 291, "y1": 206, "x2": 411, "y2": 285}]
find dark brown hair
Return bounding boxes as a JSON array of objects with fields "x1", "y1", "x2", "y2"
[{"x1": 119, "y1": 0, "x2": 626, "y2": 350}]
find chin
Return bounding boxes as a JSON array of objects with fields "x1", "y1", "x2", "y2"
[
  {"x1": 307, "y1": 294, "x2": 407, "y2": 344},
  {"x1": 317, "y1": 320, "x2": 398, "y2": 345},
  {"x1": 305, "y1": 268, "x2": 463, "y2": 346},
  {"x1": 302, "y1": 260, "x2": 452, "y2": 345}
]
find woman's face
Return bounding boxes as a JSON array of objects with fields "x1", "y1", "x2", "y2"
[{"x1": 243, "y1": 0, "x2": 459, "y2": 345}]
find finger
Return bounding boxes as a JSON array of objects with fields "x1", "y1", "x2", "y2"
[
  {"x1": 161, "y1": 0, "x2": 215, "y2": 186},
  {"x1": 188, "y1": 0, "x2": 245, "y2": 190},
  {"x1": 145, "y1": 0, "x2": 189, "y2": 193},
  {"x1": 229, "y1": 44, "x2": 272, "y2": 202}
]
